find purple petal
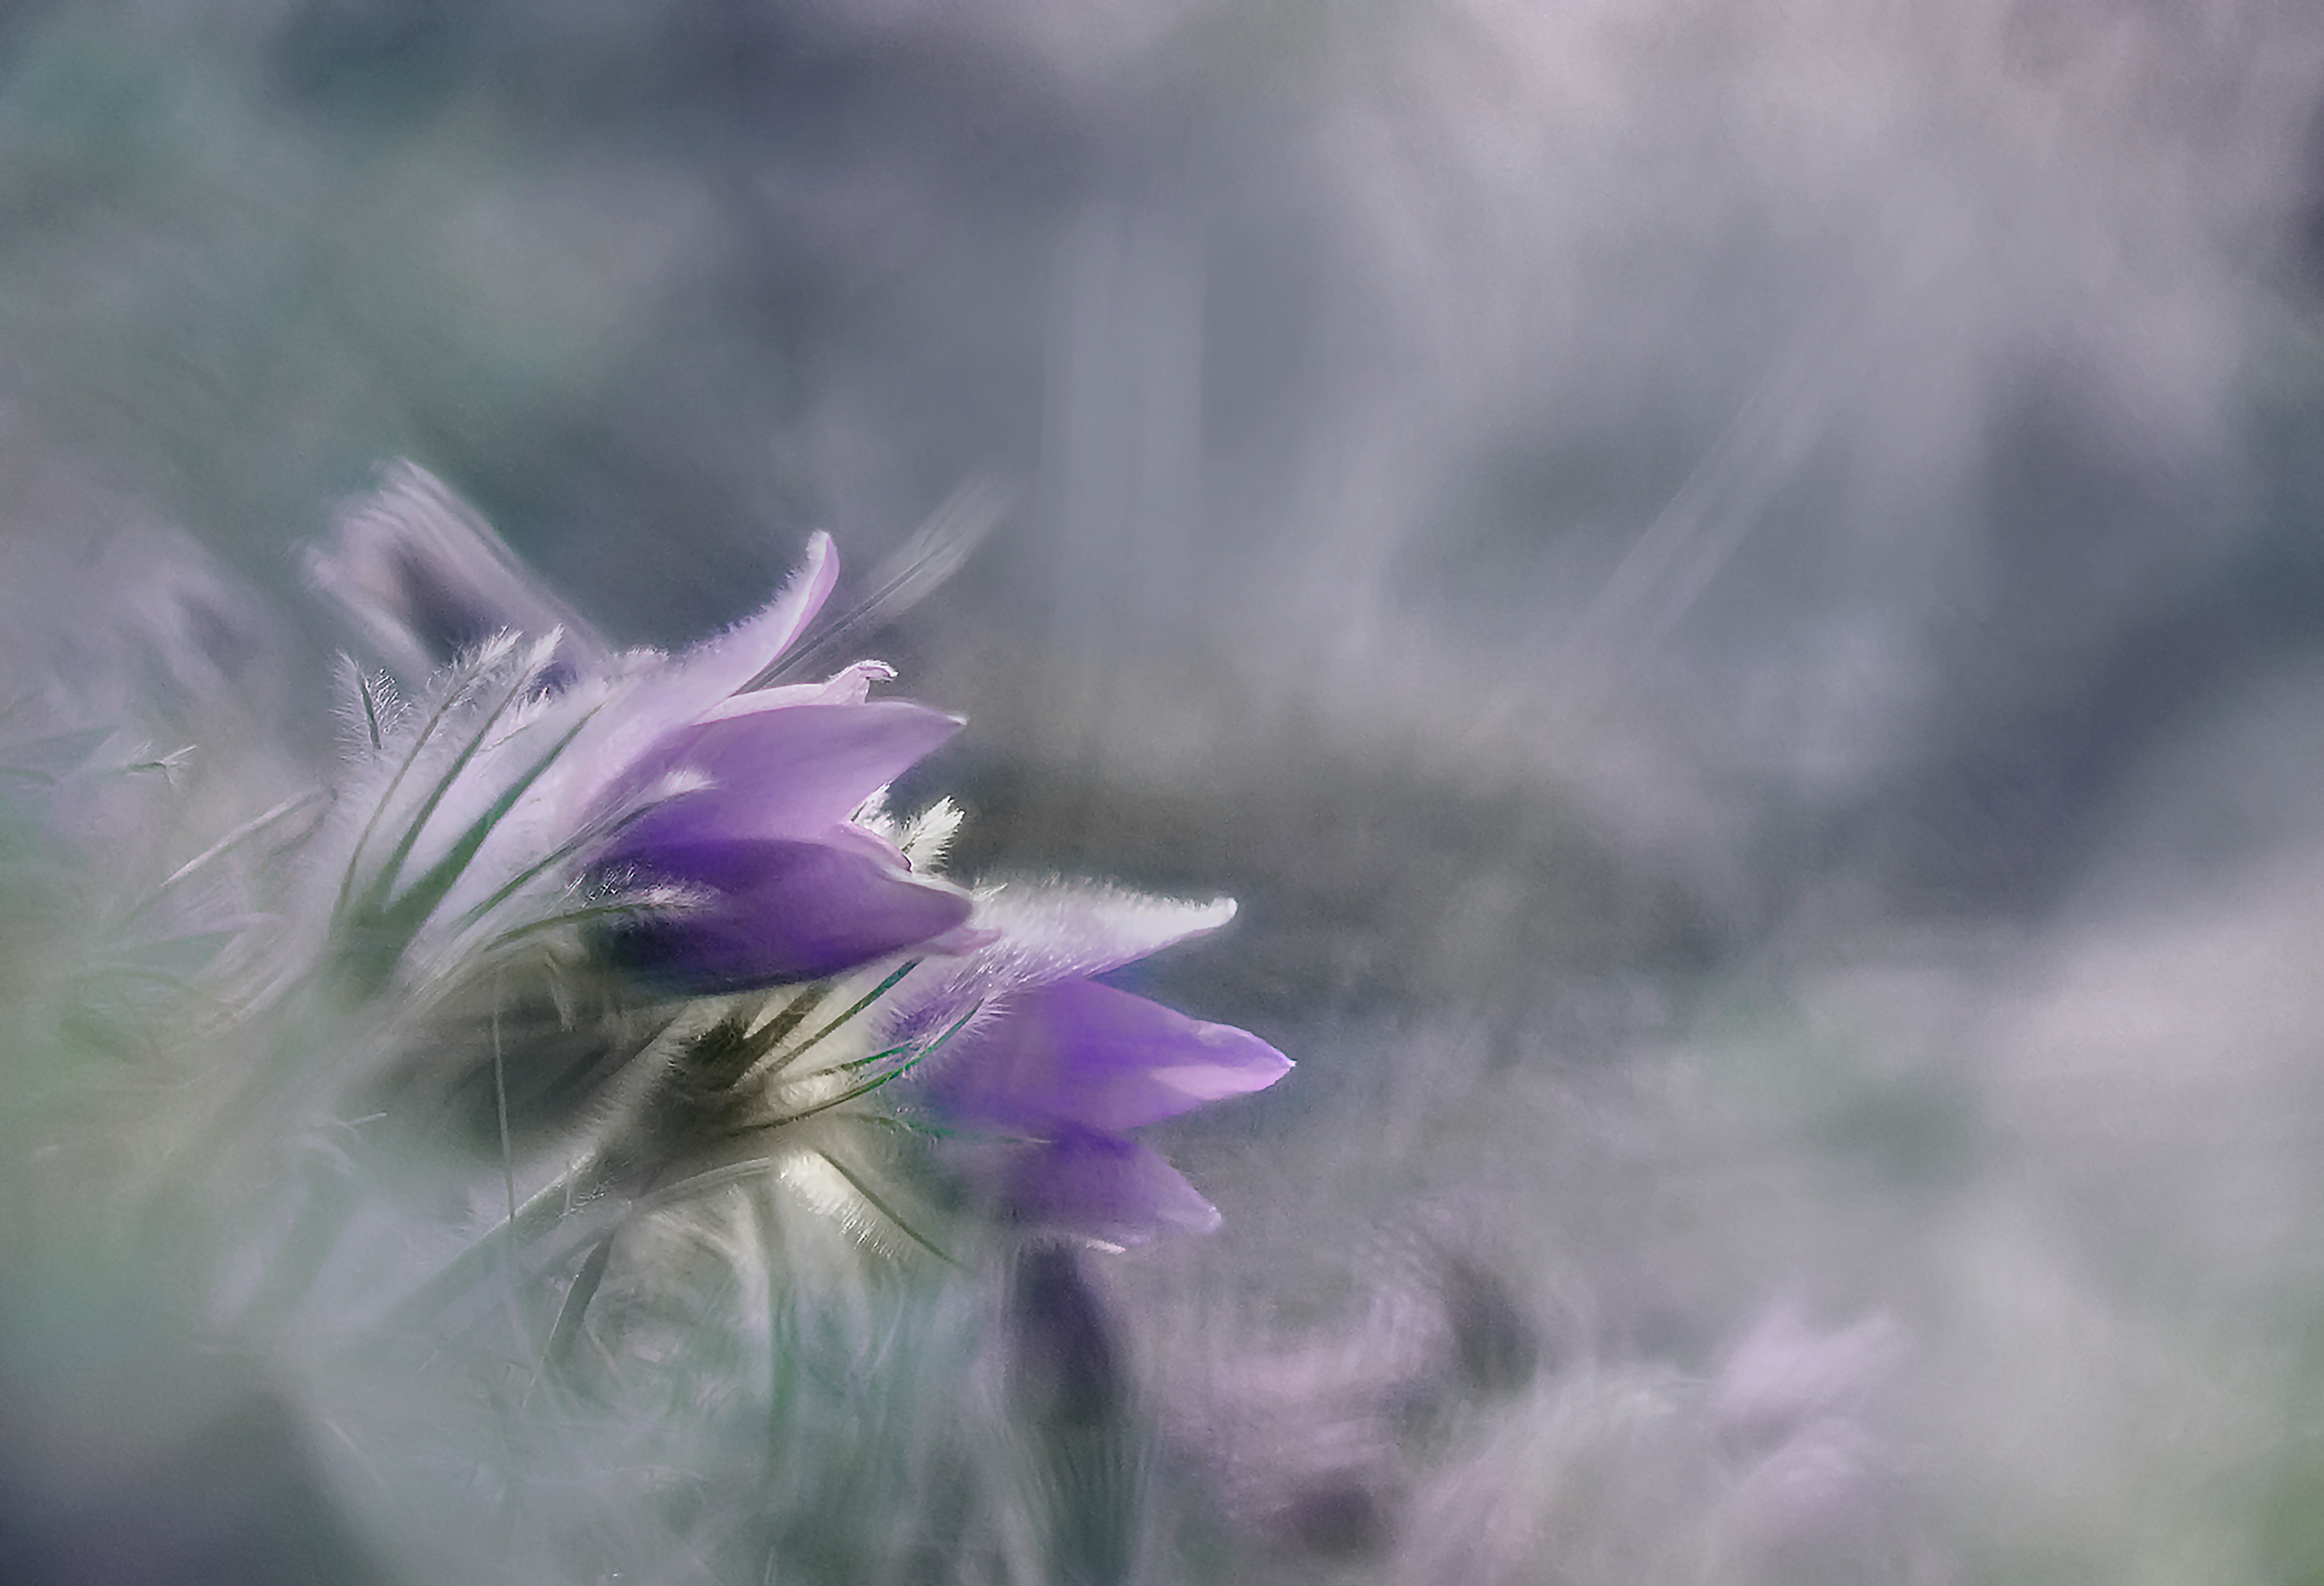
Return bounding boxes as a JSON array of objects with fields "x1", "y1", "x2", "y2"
[
  {"x1": 531, "y1": 536, "x2": 843, "y2": 836},
  {"x1": 1003, "y1": 1130, "x2": 1222, "y2": 1247},
  {"x1": 601, "y1": 699, "x2": 964, "y2": 852},
  {"x1": 935, "y1": 980, "x2": 1292, "y2": 1132},
  {"x1": 599, "y1": 835, "x2": 974, "y2": 991}
]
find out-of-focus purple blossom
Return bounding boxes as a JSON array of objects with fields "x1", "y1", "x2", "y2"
[
  {"x1": 1708, "y1": 1300, "x2": 1901, "y2": 1454},
  {"x1": 307, "y1": 460, "x2": 612, "y2": 687},
  {"x1": 890, "y1": 885, "x2": 1292, "y2": 1246},
  {"x1": 1707, "y1": 1300, "x2": 1906, "y2": 1563}
]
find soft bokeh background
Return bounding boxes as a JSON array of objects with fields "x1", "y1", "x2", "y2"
[{"x1": 8, "y1": 1, "x2": 2324, "y2": 1581}]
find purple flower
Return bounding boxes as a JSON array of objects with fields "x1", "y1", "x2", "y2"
[
  {"x1": 308, "y1": 465, "x2": 979, "y2": 997},
  {"x1": 890, "y1": 887, "x2": 1293, "y2": 1246},
  {"x1": 309, "y1": 466, "x2": 1284, "y2": 1238},
  {"x1": 580, "y1": 554, "x2": 975, "y2": 993}
]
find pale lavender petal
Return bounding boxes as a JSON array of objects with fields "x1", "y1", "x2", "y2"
[
  {"x1": 936, "y1": 980, "x2": 1291, "y2": 1132},
  {"x1": 1003, "y1": 1130, "x2": 1222, "y2": 1247},
  {"x1": 599, "y1": 834, "x2": 973, "y2": 991},
  {"x1": 600, "y1": 700, "x2": 964, "y2": 851},
  {"x1": 656, "y1": 530, "x2": 838, "y2": 706},
  {"x1": 879, "y1": 883, "x2": 1238, "y2": 1043}
]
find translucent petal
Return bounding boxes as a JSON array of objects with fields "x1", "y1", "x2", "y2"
[
  {"x1": 934, "y1": 980, "x2": 1291, "y2": 1132},
  {"x1": 1003, "y1": 1130, "x2": 1222, "y2": 1247}
]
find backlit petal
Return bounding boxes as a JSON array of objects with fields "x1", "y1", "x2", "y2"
[
  {"x1": 936, "y1": 980, "x2": 1291, "y2": 1132},
  {"x1": 1003, "y1": 1130, "x2": 1222, "y2": 1247}
]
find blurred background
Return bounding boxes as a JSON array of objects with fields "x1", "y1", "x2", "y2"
[{"x1": 7, "y1": 0, "x2": 2324, "y2": 1580}]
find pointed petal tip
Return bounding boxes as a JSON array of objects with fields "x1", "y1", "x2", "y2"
[
  {"x1": 781, "y1": 526, "x2": 840, "y2": 621},
  {"x1": 787, "y1": 528, "x2": 837, "y2": 594},
  {"x1": 1176, "y1": 895, "x2": 1238, "y2": 940},
  {"x1": 1151, "y1": 1018, "x2": 1294, "y2": 1108}
]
